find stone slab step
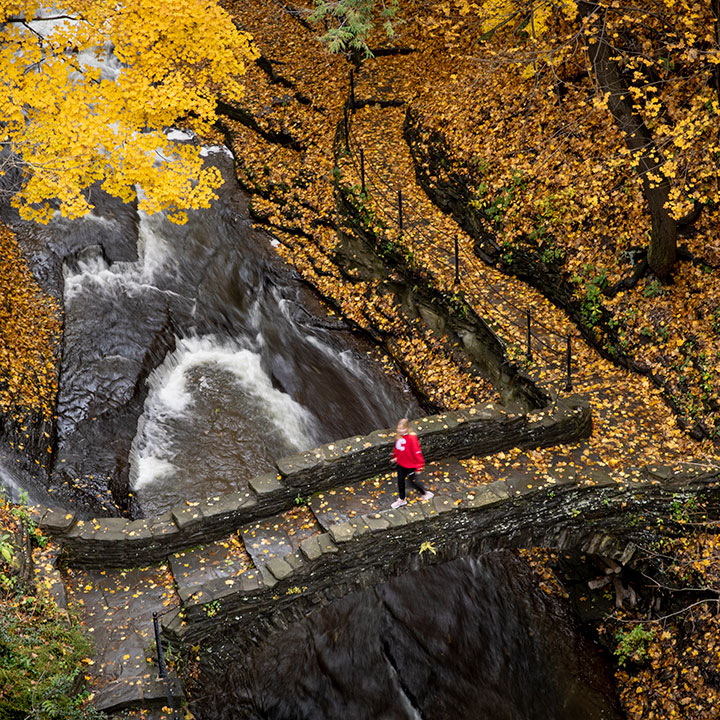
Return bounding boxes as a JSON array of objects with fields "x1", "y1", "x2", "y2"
[
  {"x1": 241, "y1": 506, "x2": 320, "y2": 568},
  {"x1": 169, "y1": 535, "x2": 252, "y2": 598},
  {"x1": 93, "y1": 673, "x2": 184, "y2": 714},
  {"x1": 60, "y1": 564, "x2": 180, "y2": 696}
]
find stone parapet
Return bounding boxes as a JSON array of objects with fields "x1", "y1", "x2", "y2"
[
  {"x1": 40, "y1": 396, "x2": 591, "y2": 569},
  {"x1": 163, "y1": 464, "x2": 720, "y2": 662}
]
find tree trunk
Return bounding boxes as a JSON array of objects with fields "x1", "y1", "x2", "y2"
[
  {"x1": 582, "y1": 4, "x2": 677, "y2": 279},
  {"x1": 713, "y1": 0, "x2": 720, "y2": 106}
]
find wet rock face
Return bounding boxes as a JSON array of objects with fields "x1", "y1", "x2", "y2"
[
  {"x1": 191, "y1": 551, "x2": 622, "y2": 720},
  {"x1": 53, "y1": 288, "x2": 182, "y2": 515},
  {"x1": 6, "y1": 150, "x2": 422, "y2": 517},
  {"x1": 0, "y1": 192, "x2": 146, "y2": 510},
  {"x1": 3, "y1": 184, "x2": 187, "y2": 516},
  {"x1": 21, "y1": 192, "x2": 190, "y2": 516}
]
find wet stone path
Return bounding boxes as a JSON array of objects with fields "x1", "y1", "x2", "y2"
[
  {"x1": 169, "y1": 535, "x2": 254, "y2": 603},
  {"x1": 60, "y1": 456, "x2": 503, "y2": 716},
  {"x1": 61, "y1": 563, "x2": 183, "y2": 715},
  {"x1": 309, "y1": 457, "x2": 472, "y2": 530}
]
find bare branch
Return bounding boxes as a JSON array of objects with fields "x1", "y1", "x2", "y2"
[{"x1": 610, "y1": 599, "x2": 720, "y2": 624}]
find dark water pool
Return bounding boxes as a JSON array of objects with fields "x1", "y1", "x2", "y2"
[{"x1": 190, "y1": 551, "x2": 621, "y2": 720}]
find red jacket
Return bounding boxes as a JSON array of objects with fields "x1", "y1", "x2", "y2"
[{"x1": 393, "y1": 432, "x2": 425, "y2": 470}]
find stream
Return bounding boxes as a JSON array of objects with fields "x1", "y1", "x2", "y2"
[
  {"x1": 50, "y1": 142, "x2": 420, "y2": 516},
  {"x1": 192, "y1": 551, "x2": 622, "y2": 720}
]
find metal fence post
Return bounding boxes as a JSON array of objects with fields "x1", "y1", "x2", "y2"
[
  {"x1": 153, "y1": 611, "x2": 168, "y2": 679},
  {"x1": 526, "y1": 310, "x2": 532, "y2": 362},
  {"x1": 153, "y1": 612, "x2": 178, "y2": 719},
  {"x1": 343, "y1": 106, "x2": 349, "y2": 151},
  {"x1": 398, "y1": 188, "x2": 403, "y2": 235},
  {"x1": 360, "y1": 149, "x2": 365, "y2": 193},
  {"x1": 454, "y1": 236, "x2": 460, "y2": 285},
  {"x1": 565, "y1": 334, "x2": 573, "y2": 391}
]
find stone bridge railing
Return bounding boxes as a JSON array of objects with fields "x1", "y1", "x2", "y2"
[
  {"x1": 162, "y1": 463, "x2": 720, "y2": 664},
  {"x1": 38, "y1": 396, "x2": 591, "y2": 568}
]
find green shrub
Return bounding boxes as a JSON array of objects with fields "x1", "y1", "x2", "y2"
[
  {"x1": 0, "y1": 495, "x2": 105, "y2": 720},
  {"x1": 0, "y1": 590, "x2": 106, "y2": 719},
  {"x1": 614, "y1": 625, "x2": 655, "y2": 667}
]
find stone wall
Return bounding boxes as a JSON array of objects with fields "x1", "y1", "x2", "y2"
[
  {"x1": 163, "y1": 463, "x2": 720, "y2": 664},
  {"x1": 38, "y1": 396, "x2": 591, "y2": 568}
]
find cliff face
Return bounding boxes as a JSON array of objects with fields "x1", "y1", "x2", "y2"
[{"x1": 191, "y1": 551, "x2": 622, "y2": 720}]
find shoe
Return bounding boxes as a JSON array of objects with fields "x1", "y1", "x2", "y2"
[
  {"x1": 391, "y1": 498, "x2": 407, "y2": 509},
  {"x1": 420, "y1": 491, "x2": 434, "y2": 501}
]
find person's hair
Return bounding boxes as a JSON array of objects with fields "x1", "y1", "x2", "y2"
[{"x1": 395, "y1": 418, "x2": 410, "y2": 439}]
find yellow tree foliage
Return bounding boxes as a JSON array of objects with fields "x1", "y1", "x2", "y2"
[
  {"x1": 448, "y1": 0, "x2": 720, "y2": 278},
  {"x1": 0, "y1": 0, "x2": 258, "y2": 223},
  {"x1": 0, "y1": 224, "x2": 61, "y2": 423}
]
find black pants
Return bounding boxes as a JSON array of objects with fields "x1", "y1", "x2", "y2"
[{"x1": 397, "y1": 465, "x2": 426, "y2": 500}]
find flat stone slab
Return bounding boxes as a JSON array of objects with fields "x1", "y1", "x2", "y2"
[
  {"x1": 170, "y1": 536, "x2": 253, "y2": 598},
  {"x1": 93, "y1": 673, "x2": 184, "y2": 713},
  {"x1": 241, "y1": 506, "x2": 320, "y2": 568},
  {"x1": 483, "y1": 446, "x2": 610, "y2": 488},
  {"x1": 505, "y1": 469, "x2": 545, "y2": 495},
  {"x1": 310, "y1": 459, "x2": 471, "y2": 530},
  {"x1": 61, "y1": 564, "x2": 180, "y2": 689},
  {"x1": 266, "y1": 556, "x2": 294, "y2": 580},
  {"x1": 248, "y1": 472, "x2": 284, "y2": 496}
]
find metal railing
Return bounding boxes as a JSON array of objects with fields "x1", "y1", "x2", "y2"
[{"x1": 339, "y1": 72, "x2": 576, "y2": 390}]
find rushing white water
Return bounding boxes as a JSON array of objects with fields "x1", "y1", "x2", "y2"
[
  {"x1": 130, "y1": 334, "x2": 319, "y2": 492},
  {"x1": 199, "y1": 145, "x2": 234, "y2": 158},
  {"x1": 62, "y1": 202, "x2": 179, "y2": 301},
  {"x1": 21, "y1": 11, "x2": 122, "y2": 85},
  {"x1": 166, "y1": 129, "x2": 195, "y2": 143},
  {"x1": 0, "y1": 460, "x2": 48, "y2": 505},
  {"x1": 0, "y1": 461, "x2": 24, "y2": 501}
]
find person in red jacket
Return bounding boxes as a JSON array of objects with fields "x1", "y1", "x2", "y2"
[{"x1": 390, "y1": 418, "x2": 434, "y2": 509}]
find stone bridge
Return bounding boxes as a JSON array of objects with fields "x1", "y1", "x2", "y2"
[
  {"x1": 31, "y1": 395, "x2": 720, "y2": 712},
  {"x1": 161, "y1": 462, "x2": 720, "y2": 666},
  {"x1": 39, "y1": 396, "x2": 591, "y2": 569}
]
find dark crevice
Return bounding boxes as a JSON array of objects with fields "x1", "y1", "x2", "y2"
[
  {"x1": 275, "y1": 1, "x2": 315, "y2": 32},
  {"x1": 676, "y1": 200, "x2": 704, "y2": 232},
  {"x1": 216, "y1": 100, "x2": 303, "y2": 151},
  {"x1": 308, "y1": 625, "x2": 353, "y2": 699},
  {"x1": 255, "y1": 55, "x2": 294, "y2": 88},
  {"x1": 379, "y1": 593, "x2": 437, "y2": 669},
  {"x1": 353, "y1": 98, "x2": 406, "y2": 110},
  {"x1": 369, "y1": 46, "x2": 417, "y2": 57},
  {"x1": 603, "y1": 258, "x2": 648, "y2": 298},
  {"x1": 254, "y1": 55, "x2": 315, "y2": 107},
  {"x1": 379, "y1": 633, "x2": 429, "y2": 720}
]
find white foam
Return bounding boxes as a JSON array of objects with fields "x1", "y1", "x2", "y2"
[
  {"x1": 62, "y1": 195, "x2": 177, "y2": 301},
  {"x1": 23, "y1": 14, "x2": 122, "y2": 82},
  {"x1": 63, "y1": 253, "x2": 110, "y2": 300},
  {"x1": 130, "y1": 334, "x2": 318, "y2": 490},
  {"x1": 200, "y1": 145, "x2": 234, "y2": 158},
  {"x1": 136, "y1": 207, "x2": 178, "y2": 281},
  {"x1": 0, "y1": 462, "x2": 23, "y2": 500},
  {"x1": 166, "y1": 129, "x2": 195, "y2": 142},
  {"x1": 82, "y1": 212, "x2": 118, "y2": 228},
  {"x1": 133, "y1": 456, "x2": 177, "y2": 490},
  {"x1": 0, "y1": 461, "x2": 41, "y2": 504},
  {"x1": 307, "y1": 335, "x2": 365, "y2": 375}
]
